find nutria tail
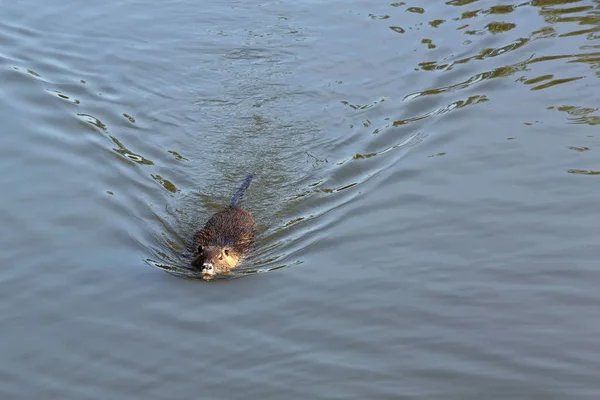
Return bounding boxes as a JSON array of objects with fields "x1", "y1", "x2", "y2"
[{"x1": 229, "y1": 174, "x2": 253, "y2": 208}]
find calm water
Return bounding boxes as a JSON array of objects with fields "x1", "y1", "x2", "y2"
[{"x1": 2, "y1": 0, "x2": 600, "y2": 398}]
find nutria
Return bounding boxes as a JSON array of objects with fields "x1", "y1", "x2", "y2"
[{"x1": 191, "y1": 175, "x2": 256, "y2": 280}]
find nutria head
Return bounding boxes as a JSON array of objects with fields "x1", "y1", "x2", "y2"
[
  {"x1": 191, "y1": 207, "x2": 256, "y2": 280},
  {"x1": 191, "y1": 244, "x2": 243, "y2": 279}
]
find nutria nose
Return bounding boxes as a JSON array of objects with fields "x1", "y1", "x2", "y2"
[{"x1": 203, "y1": 263, "x2": 214, "y2": 272}]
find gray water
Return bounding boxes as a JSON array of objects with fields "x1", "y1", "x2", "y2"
[{"x1": 1, "y1": 0, "x2": 600, "y2": 398}]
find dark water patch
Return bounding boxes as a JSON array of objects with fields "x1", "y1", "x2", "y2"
[
  {"x1": 77, "y1": 113, "x2": 107, "y2": 132},
  {"x1": 529, "y1": 75, "x2": 584, "y2": 89},
  {"x1": 549, "y1": 104, "x2": 600, "y2": 124},
  {"x1": 151, "y1": 174, "x2": 179, "y2": 194},
  {"x1": 47, "y1": 89, "x2": 80, "y2": 105},
  {"x1": 567, "y1": 168, "x2": 600, "y2": 174},
  {"x1": 567, "y1": 145, "x2": 590, "y2": 151},
  {"x1": 368, "y1": 13, "x2": 390, "y2": 20},
  {"x1": 408, "y1": 7, "x2": 425, "y2": 14},
  {"x1": 168, "y1": 150, "x2": 187, "y2": 161}
]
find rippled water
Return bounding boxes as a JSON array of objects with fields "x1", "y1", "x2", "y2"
[{"x1": 2, "y1": 0, "x2": 600, "y2": 398}]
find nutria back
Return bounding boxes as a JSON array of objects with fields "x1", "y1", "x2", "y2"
[{"x1": 194, "y1": 207, "x2": 255, "y2": 248}]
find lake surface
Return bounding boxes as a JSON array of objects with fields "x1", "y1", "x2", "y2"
[{"x1": 2, "y1": 0, "x2": 600, "y2": 398}]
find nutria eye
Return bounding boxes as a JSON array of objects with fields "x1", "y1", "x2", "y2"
[
  {"x1": 197, "y1": 245, "x2": 203, "y2": 253},
  {"x1": 224, "y1": 249, "x2": 229, "y2": 256}
]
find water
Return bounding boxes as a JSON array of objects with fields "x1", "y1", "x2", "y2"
[{"x1": 1, "y1": 0, "x2": 600, "y2": 398}]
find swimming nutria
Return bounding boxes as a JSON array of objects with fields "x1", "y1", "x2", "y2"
[{"x1": 191, "y1": 175, "x2": 256, "y2": 280}]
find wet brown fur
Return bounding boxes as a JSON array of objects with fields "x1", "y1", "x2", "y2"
[{"x1": 191, "y1": 207, "x2": 256, "y2": 276}]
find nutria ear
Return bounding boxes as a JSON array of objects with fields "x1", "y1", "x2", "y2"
[
  {"x1": 197, "y1": 245, "x2": 203, "y2": 253},
  {"x1": 239, "y1": 232, "x2": 254, "y2": 244}
]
